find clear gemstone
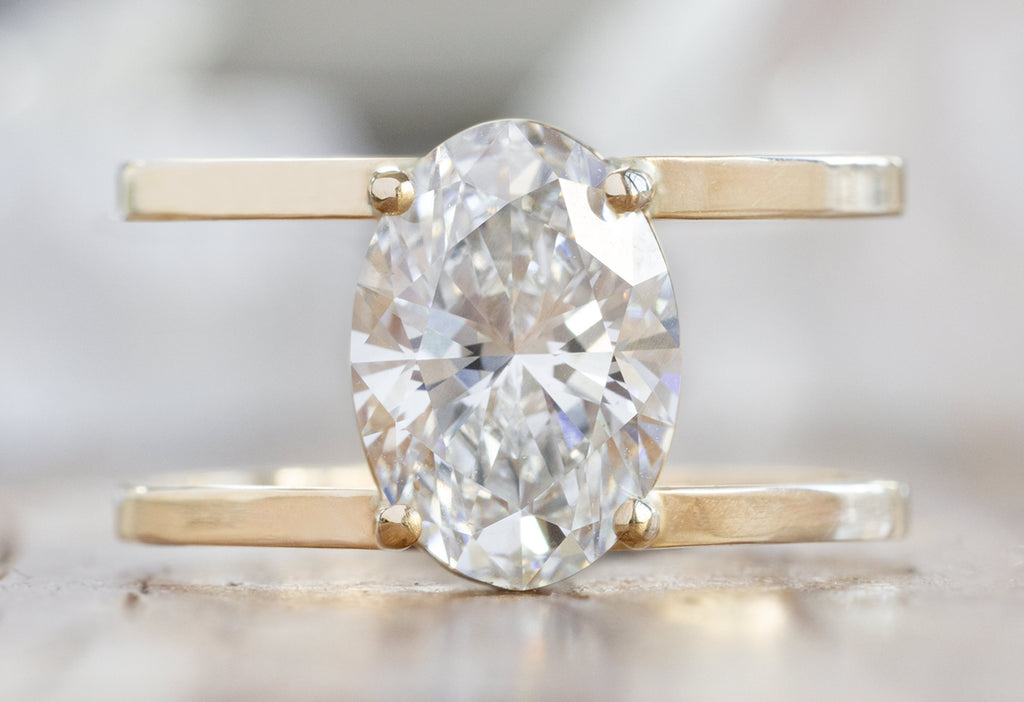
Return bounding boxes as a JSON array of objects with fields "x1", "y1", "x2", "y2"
[{"x1": 351, "y1": 120, "x2": 680, "y2": 589}]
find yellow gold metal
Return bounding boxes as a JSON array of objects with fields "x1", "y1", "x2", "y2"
[
  {"x1": 613, "y1": 497, "x2": 661, "y2": 550},
  {"x1": 117, "y1": 487, "x2": 378, "y2": 549},
  {"x1": 119, "y1": 158, "x2": 416, "y2": 221},
  {"x1": 374, "y1": 504, "x2": 422, "y2": 550},
  {"x1": 642, "y1": 155, "x2": 904, "y2": 219},
  {"x1": 120, "y1": 155, "x2": 903, "y2": 221},
  {"x1": 368, "y1": 168, "x2": 414, "y2": 216},
  {"x1": 117, "y1": 466, "x2": 908, "y2": 551},
  {"x1": 603, "y1": 167, "x2": 653, "y2": 214}
]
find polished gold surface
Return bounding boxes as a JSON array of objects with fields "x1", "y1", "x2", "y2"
[
  {"x1": 116, "y1": 467, "x2": 908, "y2": 551},
  {"x1": 602, "y1": 167, "x2": 654, "y2": 214},
  {"x1": 612, "y1": 497, "x2": 661, "y2": 549},
  {"x1": 119, "y1": 157, "x2": 417, "y2": 221},
  {"x1": 367, "y1": 167, "x2": 414, "y2": 216},
  {"x1": 374, "y1": 504, "x2": 422, "y2": 550},
  {"x1": 120, "y1": 155, "x2": 903, "y2": 221}
]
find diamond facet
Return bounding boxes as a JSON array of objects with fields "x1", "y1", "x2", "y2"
[{"x1": 351, "y1": 120, "x2": 681, "y2": 589}]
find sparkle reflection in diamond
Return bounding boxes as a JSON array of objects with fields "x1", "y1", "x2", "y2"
[{"x1": 351, "y1": 120, "x2": 681, "y2": 589}]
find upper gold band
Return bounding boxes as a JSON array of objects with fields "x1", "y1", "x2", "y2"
[
  {"x1": 117, "y1": 466, "x2": 908, "y2": 551},
  {"x1": 119, "y1": 155, "x2": 903, "y2": 222}
]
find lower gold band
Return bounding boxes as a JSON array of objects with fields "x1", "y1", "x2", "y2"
[{"x1": 117, "y1": 466, "x2": 908, "y2": 551}]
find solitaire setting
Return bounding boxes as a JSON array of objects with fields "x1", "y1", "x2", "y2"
[
  {"x1": 351, "y1": 120, "x2": 681, "y2": 589},
  {"x1": 116, "y1": 121, "x2": 908, "y2": 592}
]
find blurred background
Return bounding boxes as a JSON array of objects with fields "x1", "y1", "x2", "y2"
[
  {"x1": 3, "y1": 0, "x2": 1022, "y2": 505},
  {"x1": 0, "y1": 1, "x2": 1021, "y2": 699}
]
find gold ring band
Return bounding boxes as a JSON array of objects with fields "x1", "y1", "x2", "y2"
[
  {"x1": 119, "y1": 154, "x2": 903, "y2": 222},
  {"x1": 118, "y1": 119, "x2": 908, "y2": 589},
  {"x1": 117, "y1": 466, "x2": 908, "y2": 552}
]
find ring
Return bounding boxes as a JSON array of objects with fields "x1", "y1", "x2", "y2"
[{"x1": 117, "y1": 119, "x2": 907, "y2": 591}]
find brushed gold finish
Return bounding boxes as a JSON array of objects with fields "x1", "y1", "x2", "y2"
[
  {"x1": 374, "y1": 504, "x2": 422, "y2": 550},
  {"x1": 603, "y1": 167, "x2": 653, "y2": 214},
  {"x1": 117, "y1": 467, "x2": 908, "y2": 551},
  {"x1": 638, "y1": 479, "x2": 909, "y2": 549},
  {"x1": 117, "y1": 486, "x2": 379, "y2": 549},
  {"x1": 368, "y1": 168, "x2": 414, "y2": 216},
  {"x1": 613, "y1": 497, "x2": 661, "y2": 550},
  {"x1": 642, "y1": 155, "x2": 904, "y2": 219},
  {"x1": 120, "y1": 155, "x2": 902, "y2": 221}
]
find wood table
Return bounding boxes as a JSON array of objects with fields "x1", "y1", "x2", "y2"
[{"x1": 1, "y1": 468, "x2": 1019, "y2": 702}]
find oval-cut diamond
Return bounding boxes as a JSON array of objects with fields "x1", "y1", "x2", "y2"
[{"x1": 351, "y1": 120, "x2": 680, "y2": 589}]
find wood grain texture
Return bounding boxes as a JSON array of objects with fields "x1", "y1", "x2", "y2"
[{"x1": 0, "y1": 473, "x2": 1020, "y2": 702}]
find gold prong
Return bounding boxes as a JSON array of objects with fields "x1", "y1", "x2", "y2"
[
  {"x1": 374, "y1": 504, "x2": 422, "y2": 550},
  {"x1": 602, "y1": 167, "x2": 653, "y2": 214},
  {"x1": 613, "y1": 497, "x2": 660, "y2": 549},
  {"x1": 368, "y1": 168, "x2": 414, "y2": 216}
]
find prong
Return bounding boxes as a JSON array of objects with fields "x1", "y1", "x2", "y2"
[
  {"x1": 613, "y1": 497, "x2": 660, "y2": 549},
  {"x1": 602, "y1": 167, "x2": 653, "y2": 214},
  {"x1": 368, "y1": 168, "x2": 414, "y2": 216},
  {"x1": 374, "y1": 504, "x2": 422, "y2": 550}
]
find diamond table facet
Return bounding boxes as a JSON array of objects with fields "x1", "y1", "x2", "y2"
[{"x1": 351, "y1": 120, "x2": 681, "y2": 589}]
